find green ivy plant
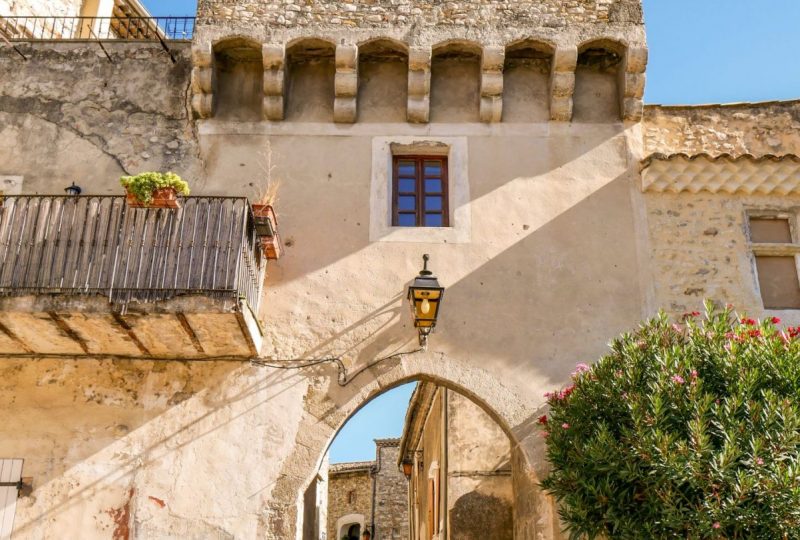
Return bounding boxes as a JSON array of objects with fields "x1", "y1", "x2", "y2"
[
  {"x1": 120, "y1": 172, "x2": 190, "y2": 204},
  {"x1": 541, "y1": 301, "x2": 800, "y2": 540}
]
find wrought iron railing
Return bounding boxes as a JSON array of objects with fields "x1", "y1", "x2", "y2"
[
  {"x1": 0, "y1": 16, "x2": 195, "y2": 41},
  {"x1": 0, "y1": 196, "x2": 265, "y2": 312}
]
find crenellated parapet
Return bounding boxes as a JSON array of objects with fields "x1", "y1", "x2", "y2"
[{"x1": 191, "y1": 0, "x2": 647, "y2": 124}]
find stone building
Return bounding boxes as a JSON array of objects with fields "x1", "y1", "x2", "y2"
[
  {"x1": 399, "y1": 382, "x2": 513, "y2": 540},
  {"x1": 327, "y1": 439, "x2": 408, "y2": 540},
  {"x1": 0, "y1": 0, "x2": 798, "y2": 538}
]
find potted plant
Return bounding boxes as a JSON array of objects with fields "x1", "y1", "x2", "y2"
[
  {"x1": 251, "y1": 181, "x2": 283, "y2": 260},
  {"x1": 120, "y1": 172, "x2": 190, "y2": 209}
]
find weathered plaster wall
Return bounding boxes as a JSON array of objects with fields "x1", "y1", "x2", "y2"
[
  {"x1": 447, "y1": 392, "x2": 513, "y2": 540},
  {"x1": 0, "y1": 42, "x2": 201, "y2": 194},
  {"x1": 0, "y1": 0, "x2": 83, "y2": 16},
  {"x1": 644, "y1": 102, "x2": 800, "y2": 157}
]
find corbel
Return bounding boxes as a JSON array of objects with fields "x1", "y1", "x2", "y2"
[
  {"x1": 334, "y1": 44, "x2": 358, "y2": 123},
  {"x1": 263, "y1": 43, "x2": 286, "y2": 121},
  {"x1": 621, "y1": 45, "x2": 647, "y2": 122},
  {"x1": 191, "y1": 42, "x2": 214, "y2": 119},
  {"x1": 480, "y1": 46, "x2": 504, "y2": 123},
  {"x1": 549, "y1": 45, "x2": 577, "y2": 122},
  {"x1": 407, "y1": 46, "x2": 431, "y2": 123}
]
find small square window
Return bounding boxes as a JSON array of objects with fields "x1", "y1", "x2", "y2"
[
  {"x1": 392, "y1": 156, "x2": 449, "y2": 228},
  {"x1": 748, "y1": 215, "x2": 800, "y2": 309}
]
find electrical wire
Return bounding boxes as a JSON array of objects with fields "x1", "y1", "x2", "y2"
[{"x1": 250, "y1": 347, "x2": 425, "y2": 386}]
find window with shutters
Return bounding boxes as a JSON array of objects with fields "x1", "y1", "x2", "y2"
[
  {"x1": 748, "y1": 213, "x2": 800, "y2": 309},
  {"x1": 392, "y1": 156, "x2": 449, "y2": 228}
]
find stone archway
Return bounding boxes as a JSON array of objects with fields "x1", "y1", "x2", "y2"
[{"x1": 263, "y1": 351, "x2": 563, "y2": 540}]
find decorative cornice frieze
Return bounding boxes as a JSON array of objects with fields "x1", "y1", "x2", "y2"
[{"x1": 641, "y1": 153, "x2": 800, "y2": 195}]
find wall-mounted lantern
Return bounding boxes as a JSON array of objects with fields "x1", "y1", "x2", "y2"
[
  {"x1": 407, "y1": 254, "x2": 444, "y2": 347},
  {"x1": 64, "y1": 182, "x2": 82, "y2": 196},
  {"x1": 401, "y1": 461, "x2": 414, "y2": 478}
]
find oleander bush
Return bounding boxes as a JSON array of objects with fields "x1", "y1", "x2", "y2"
[
  {"x1": 540, "y1": 302, "x2": 800, "y2": 540},
  {"x1": 120, "y1": 172, "x2": 189, "y2": 203}
]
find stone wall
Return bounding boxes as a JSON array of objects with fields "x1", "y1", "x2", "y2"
[
  {"x1": 0, "y1": 0, "x2": 83, "y2": 16},
  {"x1": 327, "y1": 465, "x2": 372, "y2": 540},
  {"x1": 373, "y1": 440, "x2": 408, "y2": 540},
  {"x1": 197, "y1": 0, "x2": 644, "y2": 28},
  {"x1": 0, "y1": 42, "x2": 201, "y2": 194},
  {"x1": 643, "y1": 101, "x2": 800, "y2": 158}
]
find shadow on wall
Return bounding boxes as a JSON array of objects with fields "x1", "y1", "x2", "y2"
[
  {"x1": 450, "y1": 491, "x2": 514, "y2": 540},
  {"x1": 3, "y1": 361, "x2": 308, "y2": 536}
]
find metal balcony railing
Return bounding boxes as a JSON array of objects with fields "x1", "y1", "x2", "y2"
[
  {"x1": 0, "y1": 196, "x2": 265, "y2": 312},
  {"x1": 0, "y1": 16, "x2": 195, "y2": 41}
]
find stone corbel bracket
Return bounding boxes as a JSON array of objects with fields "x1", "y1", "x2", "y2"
[
  {"x1": 550, "y1": 46, "x2": 577, "y2": 122},
  {"x1": 263, "y1": 43, "x2": 286, "y2": 121},
  {"x1": 191, "y1": 43, "x2": 214, "y2": 119},
  {"x1": 407, "y1": 46, "x2": 431, "y2": 123},
  {"x1": 622, "y1": 46, "x2": 647, "y2": 122},
  {"x1": 641, "y1": 154, "x2": 800, "y2": 194},
  {"x1": 480, "y1": 46, "x2": 504, "y2": 123},
  {"x1": 334, "y1": 44, "x2": 358, "y2": 123}
]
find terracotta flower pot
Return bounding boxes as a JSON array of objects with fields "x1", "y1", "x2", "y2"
[
  {"x1": 251, "y1": 204, "x2": 282, "y2": 259},
  {"x1": 125, "y1": 187, "x2": 180, "y2": 209}
]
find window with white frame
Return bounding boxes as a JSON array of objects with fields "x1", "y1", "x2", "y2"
[{"x1": 748, "y1": 212, "x2": 800, "y2": 309}]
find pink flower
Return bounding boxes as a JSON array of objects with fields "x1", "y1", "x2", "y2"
[
  {"x1": 756, "y1": 457, "x2": 764, "y2": 465},
  {"x1": 712, "y1": 522, "x2": 721, "y2": 529},
  {"x1": 572, "y1": 363, "x2": 590, "y2": 375},
  {"x1": 771, "y1": 317, "x2": 781, "y2": 324},
  {"x1": 690, "y1": 370, "x2": 699, "y2": 379},
  {"x1": 672, "y1": 374, "x2": 685, "y2": 385},
  {"x1": 741, "y1": 317, "x2": 757, "y2": 326},
  {"x1": 537, "y1": 415, "x2": 548, "y2": 425},
  {"x1": 671, "y1": 323, "x2": 683, "y2": 333},
  {"x1": 544, "y1": 391, "x2": 554, "y2": 399},
  {"x1": 748, "y1": 329, "x2": 762, "y2": 338},
  {"x1": 541, "y1": 431, "x2": 549, "y2": 439},
  {"x1": 561, "y1": 423, "x2": 570, "y2": 429}
]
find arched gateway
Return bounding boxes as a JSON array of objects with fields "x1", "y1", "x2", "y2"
[{"x1": 265, "y1": 353, "x2": 561, "y2": 540}]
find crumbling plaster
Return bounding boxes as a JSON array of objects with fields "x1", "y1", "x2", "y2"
[{"x1": 0, "y1": 42, "x2": 202, "y2": 193}]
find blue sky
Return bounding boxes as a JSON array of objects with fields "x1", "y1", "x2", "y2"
[{"x1": 139, "y1": 0, "x2": 800, "y2": 462}]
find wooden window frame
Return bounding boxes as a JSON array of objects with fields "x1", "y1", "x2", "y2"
[
  {"x1": 392, "y1": 155, "x2": 450, "y2": 228},
  {"x1": 747, "y1": 211, "x2": 800, "y2": 309}
]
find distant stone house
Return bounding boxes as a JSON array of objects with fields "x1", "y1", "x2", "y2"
[
  {"x1": 327, "y1": 439, "x2": 409, "y2": 540},
  {"x1": 399, "y1": 382, "x2": 514, "y2": 540}
]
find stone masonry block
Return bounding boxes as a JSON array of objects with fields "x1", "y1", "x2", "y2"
[
  {"x1": 482, "y1": 46, "x2": 505, "y2": 72},
  {"x1": 191, "y1": 94, "x2": 213, "y2": 119},
  {"x1": 624, "y1": 72, "x2": 645, "y2": 98},
  {"x1": 334, "y1": 98, "x2": 357, "y2": 123},
  {"x1": 407, "y1": 96, "x2": 429, "y2": 123},
  {"x1": 408, "y1": 46, "x2": 431, "y2": 71},
  {"x1": 335, "y1": 44, "x2": 358, "y2": 71},
  {"x1": 263, "y1": 96, "x2": 284, "y2": 121},
  {"x1": 335, "y1": 72, "x2": 358, "y2": 97},
  {"x1": 550, "y1": 72, "x2": 575, "y2": 97},
  {"x1": 480, "y1": 96, "x2": 502, "y2": 123},
  {"x1": 622, "y1": 97, "x2": 643, "y2": 122},
  {"x1": 191, "y1": 67, "x2": 213, "y2": 94},
  {"x1": 263, "y1": 43, "x2": 285, "y2": 70},
  {"x1": 551, "y1": 46, "x2": 578, "y2": 72},
  {"x1": 626, "y1": 46, "x2": 648, "y2": 73},
  {"x1": 191, "y1": 43, "x2": 213, "y2": 68},
  {"x1": 481, "y1": 71, "x2": 503, "y2": 97},
  {"x1": 263, "y1": 70, "x2": 284, "y2": 95},
  {"x1": 408, "y1": 70, "x2": 430, "y2": 96},
  {"x1": 550, "y1": 96, "x2": 573, "y2": 122}
]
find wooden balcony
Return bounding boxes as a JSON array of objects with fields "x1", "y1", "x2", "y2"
[{"x1": 0, "y1": 195, "x2": 265, "y2": 359}]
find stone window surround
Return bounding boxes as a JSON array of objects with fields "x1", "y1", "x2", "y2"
[
  {"x1": 370, "y1": 137, "x2": 470, "y2": 244},
  {"x1": 746, "y1": 208, "x2": 800, "y2": 311}
]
